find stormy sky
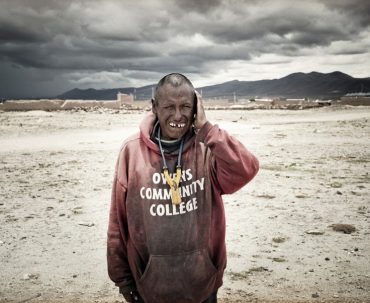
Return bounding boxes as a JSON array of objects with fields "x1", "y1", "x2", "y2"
[{"x1": 1, "y1": 0, "x2": 370, "y2": 98}]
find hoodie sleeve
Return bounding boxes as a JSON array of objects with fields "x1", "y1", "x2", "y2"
[
  {"x1": 196, "y1": 121, "x2": 259, "y2": 195},
  {"x1": 107, "y1": 152, "x2": 136, "y2": 295}
]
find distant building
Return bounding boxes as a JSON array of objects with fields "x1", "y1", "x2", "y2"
[
  {"x1": 344, "y1": 92, "x2": 370, "y2": 97},
  {"x1": 117, "y1": 92, "x2": 133, "y2": 104},
  {"x1": 254, "y1": 98, "x2": 274, "y2": 102},
  {"x1": 286, "y1": 98, "x2": 306, "y2": 102},
  {"x1": 340, "y1": 92, "x2": 370, "y2": 106}
]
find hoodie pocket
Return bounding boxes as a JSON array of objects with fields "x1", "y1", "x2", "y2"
[{"x1": 137, "y1": 249, "x2": 217, "y2": 303}]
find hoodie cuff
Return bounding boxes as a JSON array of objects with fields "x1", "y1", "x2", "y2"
[
  {"x1": 119, "y1": 284, "x2": 137, "y2": 296},
  {"x1": 195, "y1": 121, "x2": 213, "y2": 143},
  {"x1": 121, "y1": 289, "x2": 142, "y2": 303}
]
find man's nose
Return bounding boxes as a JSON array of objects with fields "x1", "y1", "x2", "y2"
[{"x1": 174, "y1": 107, "x2": 182, "y2": 120}]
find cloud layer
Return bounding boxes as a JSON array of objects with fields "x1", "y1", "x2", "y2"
[{"x1": 1, "y1": 0, "x2": 369, "y2": 98}]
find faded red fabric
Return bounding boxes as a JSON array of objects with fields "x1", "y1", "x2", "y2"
[{"x1": 107, "y1": 113, "x2": 259, "y2": 303}]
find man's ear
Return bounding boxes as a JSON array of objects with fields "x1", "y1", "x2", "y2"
[{"x1": 151, "y1": 98, "x2": 157, "y2": 115}]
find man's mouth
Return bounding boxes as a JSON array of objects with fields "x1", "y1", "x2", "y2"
[{"x1": 169, "y1": 122, "x2": 186, "y2": 128}]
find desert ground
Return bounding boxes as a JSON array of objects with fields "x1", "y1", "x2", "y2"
[{"x1": 0, "y1": 106, "x2": 369, "y2": 303}]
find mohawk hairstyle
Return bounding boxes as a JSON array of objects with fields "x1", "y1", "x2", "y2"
[{"x1": 153, "y1": 73, "x2": 194, "y2": 102}]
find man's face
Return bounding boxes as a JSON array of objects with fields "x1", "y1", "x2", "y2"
[{"x1": 152, "y1": 83, "x2": 195, "y2": 140}]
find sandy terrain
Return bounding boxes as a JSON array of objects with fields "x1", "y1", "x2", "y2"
[{"x1": 0, "y1": 106, "x2": 369, "y2": 303}]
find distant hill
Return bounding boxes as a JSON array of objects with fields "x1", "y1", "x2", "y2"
[
  {"x1": 57, "y1": 85, "x2": 155, "y2": 101},
  {"x1": 199, "y1": 71, "x2": 370, "y2": 99},
  {"x1": 57, "y1": 71, "x2": 370, "y2": 100}
]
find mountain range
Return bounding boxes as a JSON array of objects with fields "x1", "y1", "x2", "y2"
[{"x1": 57, "y1": 71, "x2": 370, "y2": 100}]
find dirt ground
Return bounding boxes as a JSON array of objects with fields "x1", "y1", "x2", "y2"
[{"x1": 0, "y1": 106, "x2": 369, "y2": 303}]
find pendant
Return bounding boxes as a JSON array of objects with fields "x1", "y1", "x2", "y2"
[{"x1": 163, "y1": 166, "x2": 182, "y2": 205}]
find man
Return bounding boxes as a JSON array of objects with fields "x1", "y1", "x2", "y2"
[{"x1": 107, "y1": 73, "x2": 259, "y2": 303}]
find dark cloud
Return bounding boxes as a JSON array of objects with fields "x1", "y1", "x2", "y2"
[
  {"x1": 0, "y1": 61, "x2": 72, "y2": 99},
  {"x1": 324, "y1": 0, "x2": 370, "y2": 27},
  {"x1": 0, "y1": 0, "x2": 369, "y2": 98},
  {"x1": 0, "y1": 22, "x2": 44, "y2": 42},
  {"x1": 176, "y1": 0, "x2": 223, "y2": 13},
  {"x1": 194, "y1": 3, "x2": 360, "y2": 47}
]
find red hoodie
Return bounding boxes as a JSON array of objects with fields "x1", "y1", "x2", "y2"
[{"x1": 107, "y1": 113, "x2": 259, "y2": 303}]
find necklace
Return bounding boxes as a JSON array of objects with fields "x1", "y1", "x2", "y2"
[{"x1": 157, "y1": 127, "x2": 185, "y2": 205}]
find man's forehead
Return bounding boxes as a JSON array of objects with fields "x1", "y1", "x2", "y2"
[{"x1": 157, "y1": 83, "x2": 193, "y2": 99}]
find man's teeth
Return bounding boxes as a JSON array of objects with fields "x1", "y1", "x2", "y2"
[{"x1": 169, "y1": 122, "x2": 185, "y2": 128}]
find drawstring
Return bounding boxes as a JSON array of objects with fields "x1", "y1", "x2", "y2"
[
  {"x1": 157, "y1": 127, "x2": 185, "y2": 204},
  {"x1": 157, "y1": 126, "x2": 184, "y2": 169}
]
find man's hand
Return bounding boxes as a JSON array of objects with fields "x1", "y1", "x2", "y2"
[{"x1": 194, "y1": 90, "x2": 208, "y2": 130}]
